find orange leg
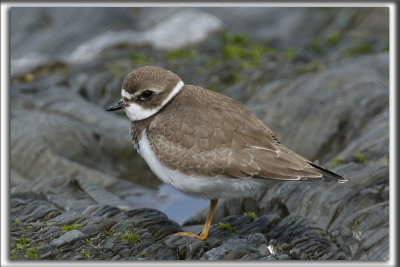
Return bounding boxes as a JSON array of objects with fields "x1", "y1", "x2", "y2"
[{"x1": 173, "y1": 199, "x2": 218, "y2": 241}]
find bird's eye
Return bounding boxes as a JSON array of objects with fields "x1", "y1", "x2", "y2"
[{"x1": 139, "y1": 90, "x2": 154, "y2": 101}]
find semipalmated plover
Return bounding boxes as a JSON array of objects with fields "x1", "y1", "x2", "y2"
[{"x1": 106, "y1": 66, "x2": 347, "y2": 240}]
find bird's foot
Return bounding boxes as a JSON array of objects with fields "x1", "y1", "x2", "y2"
[{"x1": 172, "y1": 231, "x2": 207, "y2": 241}]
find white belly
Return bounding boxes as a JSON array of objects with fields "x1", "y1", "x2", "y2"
[{"x1": 137, "y1": 130, "x2": 265, "y2": 199}]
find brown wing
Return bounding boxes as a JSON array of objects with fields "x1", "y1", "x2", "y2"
[{"x1": 148, "y1": 85, "x2": 335, "y2": 181}]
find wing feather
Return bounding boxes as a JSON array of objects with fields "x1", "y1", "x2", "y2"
[{"x1": 147, "y1": 85, "x2": 344, "y2": 182}]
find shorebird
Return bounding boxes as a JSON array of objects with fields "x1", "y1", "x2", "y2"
[{"x1": 106, "y1": 66, "x2": 347, "y2": 240}]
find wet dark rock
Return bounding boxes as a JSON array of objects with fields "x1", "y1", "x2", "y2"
[
  {"x1": 267, "y1": 215, "x2": 346, "y2": 260},
  {"x1": 11, "y1": 8, "x2": 222, "y2": 75},
  {"x1": 248, "y1": 53, "x2": 389, "y2": 162},
  {"x1": 10, "y1": 184, "x2": 349, "y2": 260},
  {"x1": 50, "y1": 230, "x2": 86, "y2": 248}
]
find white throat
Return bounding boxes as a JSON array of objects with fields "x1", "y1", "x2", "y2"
[{"x1": 123, "y1": 80, "x2": 184, "y2": 121}]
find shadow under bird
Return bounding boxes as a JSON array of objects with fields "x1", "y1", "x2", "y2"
[{"x1": 106, "y1": 66, "x2": 347, "y2": 240}]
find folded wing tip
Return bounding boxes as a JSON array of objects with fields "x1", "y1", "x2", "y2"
[{"x1": 307, "y1": 161, "x2": 348, "y2": 183}]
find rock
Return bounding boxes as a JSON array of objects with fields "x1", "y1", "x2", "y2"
[
  {"x1": 11, "y1": 8, "x2": 222, "y2": 75},
  {"x1": 201, "y1": 238, "x2": 255, "y2": 260},
  {"x1": 267, "y1": 215, "x2": 347, "y2": 260},
  {"x1": 68, "y1": 9, "x2": 222, "y2": 63},
  {"x1": 10, "y1": 187, "x2": 347, "y2": 260},
  {"x1": 10, "y1": 82, "x2": 167, "y2": 210},
  {"x1": 11, "y1": 7, "x2": 389, "y2": 76},
  {"x1": 50, "y1": 230, "x2": 86, "y2": 248},
  {"x1": 10, "y1": 193, "x2": 61, "y2": 223},
  {"x1": 146, "y1": 9, "x2": 222, "y2": 49},
  {"x1": 248, "y1": 53, "x2": 389, "y2": 162}
]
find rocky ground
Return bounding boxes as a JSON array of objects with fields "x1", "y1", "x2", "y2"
[{"x1": 9, "y1": 7, "x2": 389, "y2": 261}]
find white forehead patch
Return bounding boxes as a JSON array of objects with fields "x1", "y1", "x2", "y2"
[
  {"x1": 123, "y1": 80, "x2": 184, "y2": 121},
  {"x1": 121, "y1": 89, "x2": 134, "y2": 100}
]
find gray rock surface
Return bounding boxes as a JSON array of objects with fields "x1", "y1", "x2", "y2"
[
  {"x1": 50, "y1": 230, "x2": 86, "y2": 248},
  {"x1": 248, "y1": 53, "x2": 388, "y2": 162},
  {"x1": 10, "y1": 182, "x2": 347, "y2": 260},
  {"x1": 11, "y1": 8, "x2": 222, "y2": 75},
  {"x1": 9, "y1": 7, "x2": 389, "y2": 261}
]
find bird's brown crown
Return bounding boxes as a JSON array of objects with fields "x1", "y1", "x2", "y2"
[{"x1": 121, "y1": 66, "x2": 181, "y2": 109}]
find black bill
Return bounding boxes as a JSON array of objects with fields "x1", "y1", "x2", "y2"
[{"x1": 106, "y1": 99, "x2": 126, "y2": 111}]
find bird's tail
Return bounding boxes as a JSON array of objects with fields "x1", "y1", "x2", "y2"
[{"x1": 307, "y1": 161, "x2": 348, "y2": 183}]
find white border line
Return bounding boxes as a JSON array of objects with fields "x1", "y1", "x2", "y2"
[
  {"x1": 1, "y1": 3, "x2": 11, "y2": 267},
  {"x1": 388, "y1": 3, "x2": 397, "y2": 267},
  {"x1": 1, "y1": 2, "x2": 396, "y2": 267},
  {"x1": 0, "y1": 2, "x2": 395, "y2": 7}
]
